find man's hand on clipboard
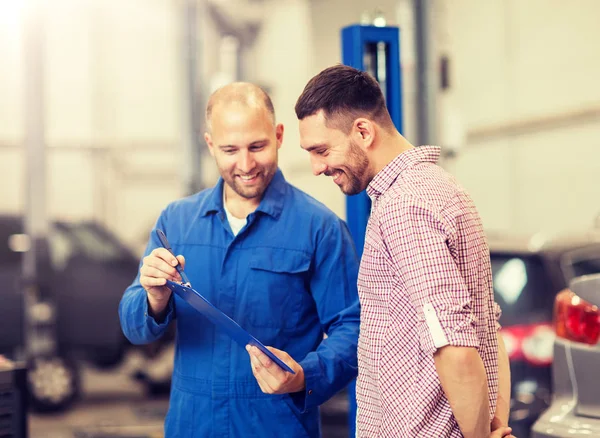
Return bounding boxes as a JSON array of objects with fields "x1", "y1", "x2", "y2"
[{"x1": 246, "y1": 345, "x2": 305, "y2": 394}]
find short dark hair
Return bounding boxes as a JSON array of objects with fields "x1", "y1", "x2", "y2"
[{"x1": 295, "y1": 64, "x2": 393, "y2": 133}]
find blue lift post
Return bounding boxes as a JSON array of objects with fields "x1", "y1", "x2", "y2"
[{"x1": 341, "y1": 24, "x2": 403, "y2": 436}]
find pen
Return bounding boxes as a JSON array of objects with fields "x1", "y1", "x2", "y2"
[{"x1": 155, "y1": 229, "x2": 191, "y2": 287}]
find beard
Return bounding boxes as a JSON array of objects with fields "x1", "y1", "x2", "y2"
[
  {"x1": 335, "y1": 140, "x2": 371, "y2": 195},
  {"x1": 222, "y1": 161, "x2": 278, "y2": 201}
]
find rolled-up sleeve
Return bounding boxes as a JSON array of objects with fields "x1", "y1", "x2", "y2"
[
  {"x1": 493, "y1": 301, "x2": 502, "y2": 331},
  {"x1": 379, "y1": 197, "x2": 479, "y2": 356}
]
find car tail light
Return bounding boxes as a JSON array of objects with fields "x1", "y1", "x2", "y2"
[
  {"x1": 500, "y1": 324, "x2": 554, "y2": 366},
  {"x1": 555, "y1": 289, "x2": 600, "y2": 345}
]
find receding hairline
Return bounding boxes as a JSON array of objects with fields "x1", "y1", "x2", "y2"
[{"x1": 205, "y1": 82, "x2": 275, "y2": 131}]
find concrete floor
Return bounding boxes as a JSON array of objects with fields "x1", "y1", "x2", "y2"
[
  {"x1": 29, "y1": 365, "x2": 165, "y2": 438},
  {"x1": 28, "y1": 362, "x2": 350, "y2": 438}
]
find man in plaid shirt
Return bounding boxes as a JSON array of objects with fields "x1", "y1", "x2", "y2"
[{"x1": 295, "y1": 65, "x2": 513, "y2": 438}]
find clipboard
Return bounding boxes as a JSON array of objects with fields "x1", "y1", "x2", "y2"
[{"x1": 165, "y1": 280, "x2": 295, "y2": 374}]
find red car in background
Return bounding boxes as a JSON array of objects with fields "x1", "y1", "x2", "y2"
[{"x1": 488, "y1": 231, "x2": 600, "y2": 438}]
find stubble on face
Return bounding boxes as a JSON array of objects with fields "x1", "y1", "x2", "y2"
[
  {"x1": 220, "y1": 150, "x2": 278, "y2": 201},
  {"x1": 335, "y1": 139, "x2": 371, "y2": 195}
]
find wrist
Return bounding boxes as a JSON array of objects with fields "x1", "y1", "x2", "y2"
[
  {"x1": 147, "y1": 293, "x2": 171, "y2": 321},
  {"x1": 292, "y1": 365, "x2": 306, "y2": 393}
]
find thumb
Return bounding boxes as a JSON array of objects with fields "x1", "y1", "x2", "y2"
[
  {"x1": 266, "y1": 346, "x2": 286, "y2": 358},
  {"x1": 491, "y1": 426, "x2": 512, "y2": 437},
  {"x1": 490, "y1": 416, "x2": 503, "y2": 431},
  {"x1": 176, "y1": 255, "x2": 186, "y2": 269}
]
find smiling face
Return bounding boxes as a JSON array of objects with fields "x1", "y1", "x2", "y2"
[
  {"x1": 299, "y1": 111, "x2": 372, "y2": 195},
  {"x1": 205, "y1": 102, "x2": 282, "y2": 202}
]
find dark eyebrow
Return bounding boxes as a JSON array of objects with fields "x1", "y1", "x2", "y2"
[{"x1": 302, "y1": 143, "x2": 327, "y2": 152}]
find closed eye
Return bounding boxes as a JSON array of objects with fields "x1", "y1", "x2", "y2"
[{"x1": 304, "y1": 143, "x2": 329, "y2": 156}]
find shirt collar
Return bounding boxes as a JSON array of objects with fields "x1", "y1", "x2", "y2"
[
  {"x1": 367, "y1": 146, "x2": 441, "y2": 199},
  {"x1": 199, "y1": 168, "x2": 286, "y2": 219}
]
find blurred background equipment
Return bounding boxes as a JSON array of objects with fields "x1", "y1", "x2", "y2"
[
  {"x1": 0, "y1": 356, "x2": 28, "y2": 438},
  {"x1": 0, "y1": 215, "x2": 144, "y2": 411}
]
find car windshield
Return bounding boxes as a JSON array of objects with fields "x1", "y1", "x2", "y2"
[
  {"x1": 65, "y1": 223, "x2": 125, "y2": 262},
  {"x1": 491, "y1": 254, "x2": 555, "y2": 326},
  {"x1": 568, "y1": 257, "x2": 600, "y2": 279}
]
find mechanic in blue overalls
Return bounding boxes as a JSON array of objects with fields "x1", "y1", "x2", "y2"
[{"x1": 119, "y1": 82, "x2": 360, "y2": 437}]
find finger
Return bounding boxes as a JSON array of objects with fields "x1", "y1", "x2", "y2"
[
  {"x1": 249, "y1": 348, "x2": 273, "y2": 379},
  {"x1": 144, "y1": 254, "x2": 179, "y2": 278},
  {"x1": 140, "y1": 276, "x2": 168, "y2": 288},
  {"x1": 252, "y1": 346, "x2": 274, "y2": 368},
  {"x1": 255, "y1": 376, "x2": 272, "y2": 394},
  {"x1": 490, "y1": 416, "x2": 502, "y2": 431},
  {"x1": 248, "y1": 347, "x2": 287, "y2": 391},
  {"x1": 176, "y1": 255, "x2": 186, "y2": 270},
  {"x1": 265, "y1": 346, "x2": 294, "y2": 374},
  {"x1": 251, "y1": 346, "x2": 287, "y2": 380},
  {"x1": 255, "y1": 378, "x2": 270, "y2": 393},
  {"x1": 250, "y1": 346, "x2": 288, "y2": 384},
  {"x1": 249, "y1": 352, "x2": 275, "y2": 393},
  {"x1": 140, "y1": 265, "x2": 176, "y2": 281},
  {"x1": 151, "y1": 248, "x2": 181, "y2": 267},
  {"x1": 140, "y1": 268, "x2": 179, "y2": 286},
  {"x1": 266, "y1": 346, "x2": 286, "y2": 357},
  {"x1": 491, "y1": 427, "x2": 512, "y2": 438}
]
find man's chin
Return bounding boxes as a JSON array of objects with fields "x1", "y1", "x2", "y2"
[
  {"x1": 340, "y1": 183, "x2": 364, "y2": 196},
  {"x1": 338, "y1": 184, "x2": 353, "y2": 196},
  {"x1": 234, "y1": 186, "x2": 264, "y2": 200}
]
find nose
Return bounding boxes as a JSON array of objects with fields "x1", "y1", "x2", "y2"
[
  {"x1": 310, "y1": 156, "x2": 327, "y2": 176},
  {"x1": 238, "y1": 150, "x2": 255, "y2": 173}
]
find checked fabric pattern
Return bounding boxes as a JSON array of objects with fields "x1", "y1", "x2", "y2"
[{"x1": 356, "y1": 146, "x2": 501, "y2": 438}]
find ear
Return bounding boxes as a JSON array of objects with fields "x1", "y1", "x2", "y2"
[
  {"x1": 275, "y1": 123, "x2": 284, "y2": 150},
  {"x1": 353, "y1": 118, "x2": 375, "y2": 149},
  {"x1": 204, "y1": 132, "x2": 215, "y2": 157}
]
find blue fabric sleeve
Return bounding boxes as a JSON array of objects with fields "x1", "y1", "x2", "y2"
[
  {"x1": 118, "y1": 212, "x2": 175, "y2": 345},
  {"x1": 290, "y1": 218, "x2": 360, "y2": 412}
]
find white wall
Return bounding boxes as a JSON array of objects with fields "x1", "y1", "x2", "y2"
[
  {"x1": 0, "y1": 0, "x2": 186, "y2": 252},
  {"x1": 306, "y1": 0, "x2": 600, "y2": 236},
  {"x1": 247, "y1": 0, "x2": 344, "y2": 216},
  {"x1": 3, "y1": 0, "x2": 600, "y2": 251},
  {"x1": 0, "y1": 1, "x2": 26, "y2": 213},
  {"x1": 442, "y1": 0, "x2": 600, "y2": 235}
]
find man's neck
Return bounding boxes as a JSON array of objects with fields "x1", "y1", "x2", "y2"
[
  {"x1": 371, "y1": 131, "x2": 415, "y2": 175},
  {"x1": 224, "y1": 185, "x2": 260, "y2": 219}
]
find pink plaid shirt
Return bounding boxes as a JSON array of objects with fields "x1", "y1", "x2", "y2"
[{"x1": 356, "y1": 146, "x2": 500, "y2": 437}]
